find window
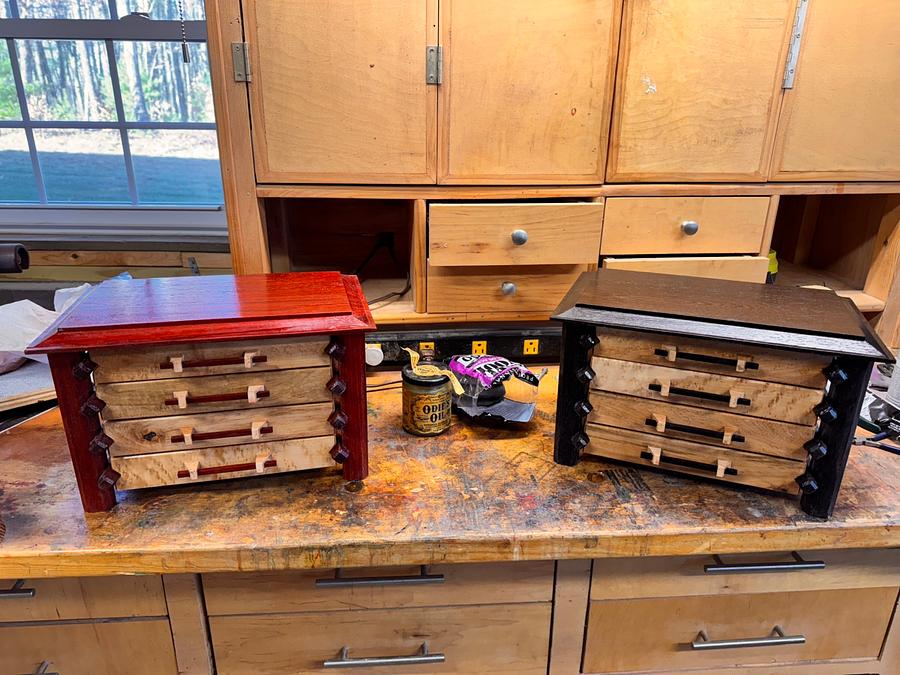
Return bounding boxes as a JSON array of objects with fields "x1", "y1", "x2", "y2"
[{"x1": 0, "y1": 0, "x2": 225, "y2": 243}]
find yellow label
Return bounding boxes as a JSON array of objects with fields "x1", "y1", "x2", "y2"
[
  {"x1": 403, "y1": 347, "x2": 464, "y2": 395},
  {"x1": 403, "y1": 389, "x2": 451, "y2": 435}
]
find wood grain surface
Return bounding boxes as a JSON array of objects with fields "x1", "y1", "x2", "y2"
[{"x1": 0, "y1": 369, "x2": 898, "y2": 578}]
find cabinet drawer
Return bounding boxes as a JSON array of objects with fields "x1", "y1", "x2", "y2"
[
  {"x1": 585, "y1": 424, "x2": 804, "y2": 494},
  {"x1": 111, "y1": 435, "x2": 335, "y2": 489},
  {"x1": 603, "y1": 255, "x2": 769, "y2": 283},
  {"x1": 0, "y1": 576, "x2": 166, "y2": 622},
  {"x1": 591, "y1": 357, "x2": 822, "y2": 425},
  {"x1": 203, "y1": 561, "x2": 553, "y2": 616},
  {"x1": 105, "y1": 402, "x2": 333, "y2": 456},
  {"x1": 428, "y1": 202, "x2": 602, "y2": 266},
  {"x1": 210, "y1": 603, "x2": 551, "y2": 674},
  {"x1": 0, "y1": 619, "x2": 178, "y2": 675},
  {"x1": 589, "y1": 391, "x2": 812, "y2": 461},
  {"x1": 592, "y1": 549, "x2": 900, "y2": 601},
  {"x1": 595, "y1": 327, "x2": 829, "y2": 388},
  {"x1": 427, "y1": 263, "x2": 587, "y2": 313},
  {"x1": 601, "y1": 197, "x2": 771, "y2": 255},
  {"x1": 93, "y1": 337, "x2": 330, "y2": 384},
  {"x1": 583, "y1": 587, "x2": 898, "y2": 673},
  {"x1": 98, "y1": 366, "x2": 332, "y2": 420}
]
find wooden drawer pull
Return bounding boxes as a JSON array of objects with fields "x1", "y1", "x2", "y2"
[
  {"x1": 692, "y1": 626, "x2": 805, "y2": 651},
  {"x1": 177, "y1": 457, "x2": 277, "y2": 479},
  {"x1": 316, "y1": 565, "x2": 444, "y2": 588},
  {"x1": 0, "y1": 579, "x2": 35, "y2": 599},
  {"x1": 165, "y1": 386, "x2": 271, "y2": 409},
  {"x1": 654, "y1": 346, "x2": 759, "y2": 373},
  {"x1": 640, "y1": 449, "x2": 738, "y2": 477},
  {"x1": 161, "y1": 352, "x2": 268, "y2": 372},
  {"x1": 171, "y1": 422, "x2": 273, "y2": 444},
  {"x1": 323, "y1": 642, "x2": 445, "y2": 669},
  {"x1": 644, "y1": 416, "x2": 745, "y2": 445},
  {"x1": 648, "y1": 382, "x2": 751, "y2": 407},
  {"x1": 704, "y1": 551, "x2": 825, "y2": 574}
]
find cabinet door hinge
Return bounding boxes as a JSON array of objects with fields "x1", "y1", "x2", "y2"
[
  {"x1": 782, "y1": 0, "x2": 809, "y2": 89},
  {"x1": 232, "y1": 42, "x2": 251, "y2": 83},
  {"x1": 426, "y1": 45, "x2": 442, "y2": 85}
]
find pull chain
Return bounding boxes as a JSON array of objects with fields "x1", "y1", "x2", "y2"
[{"x1": 178, "y1": 0, "x2": 190, "y2": 63}]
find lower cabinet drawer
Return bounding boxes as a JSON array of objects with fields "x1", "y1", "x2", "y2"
[
  {"x1": 0, "y1": 575, "x2": 167, "y2": 622},
  {"x1": 210, "y1": 603, "x2": 551, "y2": 674},
  {"x1": 602, "y1": 255, "x2": 769, "y2": 283},
  {"x1": 427, "y1": 263, "x2": 587, "y2": 314},
  {"x1": 582, "y1": 587, "x2": 898, "y2": 673},
  {"x1": 0, "y1": 619, "x2": 179, "y2": 675},
  {"x1": 203, "y1": 561, "x2": 554, "y2": 615}
]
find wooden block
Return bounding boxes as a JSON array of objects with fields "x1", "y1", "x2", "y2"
[
  {"x1": 602, "y1": 255, "x2": 769, "y2": 283},
  {"x1": 163, "y1": 574, "x2": 215, "y2": 675}
]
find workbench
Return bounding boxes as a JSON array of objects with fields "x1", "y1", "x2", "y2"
[{"x1": 2, "y1": 370, "x2": 898, "y2": 673}]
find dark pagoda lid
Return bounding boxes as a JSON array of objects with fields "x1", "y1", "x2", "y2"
[{"x1": 552, "y1": 269, "x2": 893, "y2": 361}]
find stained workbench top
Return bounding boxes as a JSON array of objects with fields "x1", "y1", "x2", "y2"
[{"x1": 0, "y1": 370, "x2": 897, "y2": 578}]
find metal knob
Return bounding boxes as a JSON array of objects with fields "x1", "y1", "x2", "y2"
[
  {"x1": 510, "y1": 229, "x2": 528, "y2": 246},
  {"x1": 500, "y1": 281, "x2": 517, "y2": 296},
  {"x1": 681, "y1": 220, "x2": 700, "y2": 236}
]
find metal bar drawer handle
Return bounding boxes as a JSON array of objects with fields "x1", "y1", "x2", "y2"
[
  {"x1": 705, "y1": 551, "x2": 825, "y2": 574},
  {"x1": 166, "y1": 385, "x2": 270, "y2": 408},
  {"x1": 655, "y1": 346, "x2": 759, "y2": 373},
  {"x1": 692, "y1": 626, "x2": 805, "y2": 650},
  {"x1": 316, "y1": 565, "x2": 444, "y2": 588},
  {"x1": 324, "y1": 642, "x2": 445, "y2": 669},
  {"x1": 161, "y1": 352, "x2": 267, "y2": 372},
  {"x1": 0, "y1": 579, "x2": 36, "y2": 599},
  {"x1": 648, "y1": 382, "x2": 751, "y2": 407}
]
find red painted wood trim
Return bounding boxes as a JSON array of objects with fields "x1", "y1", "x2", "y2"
[{"x1": 335, "y1": 332, "x2": 369, "y2": 482}]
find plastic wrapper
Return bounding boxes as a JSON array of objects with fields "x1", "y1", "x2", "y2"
[{"x1": 447, "y1": 354, "x2": 547, "y2": 423}]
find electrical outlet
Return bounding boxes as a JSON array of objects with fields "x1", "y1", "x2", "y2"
[
  {"x1": 523, "y1": 339, "x2": 540, "y2": 355},
  {"x1": 418, "y1": 341, "x2": 435, "y2": 352},
  {"x1": 472, "y1": 340, "x2": 487, "y2": 355}
]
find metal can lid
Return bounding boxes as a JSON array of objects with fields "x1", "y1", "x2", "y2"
[{"x1": 402, "y1": 362, "x2": 449, "y2": 386}]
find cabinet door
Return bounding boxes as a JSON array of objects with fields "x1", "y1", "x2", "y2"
[
  {"x1": 244, "y1": 0, "x2": 437, "y2": 184},
  {"x1": 438, "y1": 0, "x2": 619, "y2": 184},
  {"x1": 771, "y1": 2, "x2": 900, "y2": 180},
  {"x1": 607, "y1": 0, "x2": 792, "y2": 182}
]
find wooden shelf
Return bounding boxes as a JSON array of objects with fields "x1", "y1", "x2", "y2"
[{"x1": 776, "y1": 261, "x2": 886, "y2": 313}]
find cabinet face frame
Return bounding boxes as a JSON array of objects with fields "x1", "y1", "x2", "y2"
[
  {"x1": 437, "y1": 0, "x2": 622, "y2": 185},
  {"x1": 242, "y1": 0, "x2": 438, "y2": 184}
]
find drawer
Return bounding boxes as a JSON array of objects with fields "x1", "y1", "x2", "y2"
[
  {"x1": 203, "y1": 561, "x2": 554, "y2": 615},
  {"x1": 210, "y1": 603, "x2": 551, "y2": 674},
  {"x1": 111, "y1": 435, "x2": 335, "y2": 489},
  {"x1": 0, "y1": 619, "x2": 178, "y2": 675},
  {"x1": 584, "y1": 424, "x2": 805, "y2": 494},
  {"x1": 603, "y1": 254, "x2": 769, "y2": 283},
  {"x1": 427, "y1": 263, "x2": 587, "y2": 313},
  {"x1": 428, "y1": 202, "x2": 602, "y2": 266},
  {"x1": 93, "y1": 337, "x2": 330, "y2": 384},
  {"x1": 0, "y1": 575, "x2": 166, "y2": 622},
  {"x1": 589, "y1": 391, "x2": 812, "y2": 461},
  {"x1": 591, "y1": 356, "x2": 822, "y2": 425},
  {"x1": 601, "y1": 196, "x2": 771, "y2": 255},
  {"x1": 592, "y1": 549, "x2": 900, "y2": 601},
  {"x1": 104, "y1": 402, "x2": 333, "y2": 456},
  {"x1": 583, "y1": 587, "x2": 898, "y2": 673},
  {"x1": 98, "y1": 366, "x2": 332, "y2": 421},
  {"x1": 595, "y1": 327, "x2": 830, "y2": 388}
]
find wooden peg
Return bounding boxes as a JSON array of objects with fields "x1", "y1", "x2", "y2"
[
  {"x1": 251, "y1": 420, "x2": 267, "y2": 440},
  {"x1": 169, "y1": 355, "x2": 184, "y2": 373},
  {"x1": 652, "y1": 413, "x2": 667, "y2": 432},
  {"x1": 184, "y1": 460, "x2": 199, "y2": 480},
  {"x1": 243, "y1": 351, "x2": 258, "y2": 369},
  {"x1": 722, "y1": 426, "x2": 737, "y2": 445},
  {"x1": 661, "y1": 344, "x2": 678, "y2": 362},
  {"x1": 180, "y1": 427, "x2": 194, "y2": 446},
  {"x1": 716, "y1": 458, "x2": 732, "y2": 478},
  {"x1": 728, "y1": 389, "x2": 745, "y2": 408},
  {"x1": 647, "y1": 445, "x2": 662, "y2": 466},
  {"x1": 255, "y1": 453, "x2": 272, "y2": 473},
  {"x1": 247, "y1": 384, "x2": 266, "y2": 403},
  {"x1": 173, "y1": 390, "x2": 188, "y2": 409}
]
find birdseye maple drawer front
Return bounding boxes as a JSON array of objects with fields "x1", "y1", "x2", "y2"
[
  {"x1": 104, "y1": 402, "x2": 333, "y2": 456},
  {"x1": 600, "y1": 196, "x2": 771, "y2": 255},
  {"x1": 582, "y1": 587, "x2": 898, "y2": 673},
  {"x1": 0, "y1": 618, "x2": 178, "y2": 675},
  {"x1": 0, "y1": 575, "x2": 166, "y2": 622},
  {"x1": 210, "y1": 603, "x2": 551, "y2": 675},
  {"x1": 428, "y1": 202, "x2": 603, "y2": 266},
  {"x1": 427, "y1": 263, "x2": 588, "y2": 313},
  {"x1": 602, "y1": 254, "x2": 769, "y2": 283},
  {"x1": 110, "y1": 436, "x2": 336, "y2": 490},
  {"x1": 589, "y1": 391, "x2": 811, "y2": 461},
  {"x1": 92, "y1": 337, "x2": 331, "y2": 384},
  {"x1": 596, "y1": 327, "x2": 830, "y2": 388},
  {"x1": 203, "y1": 561, "x2": 553, "y2": 615},
  {"x1": 585, "y1": 425, "x2": 804, "y2": 493},
  {"x1": 591, "y1": 357, "x2": 822, "y2": 425},
  {"x1": 97, "y1": 366, "x2": 333, "y2": 420}
]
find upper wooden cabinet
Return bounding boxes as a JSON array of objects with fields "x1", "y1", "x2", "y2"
[
  {"x1": 770, "y1": 1, "x2": 900, "y2": 180},
  {"x1": 437, "y1": 0, "x2": 619, "y2": 184},
  {"x1": 243, "y1": 0, "x2": 438, "y2": 184},
  {"x1": 607, "y1": 0, "x2": 793, "y2": 182}
]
